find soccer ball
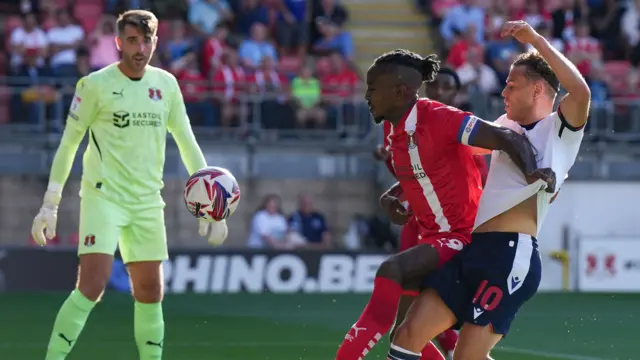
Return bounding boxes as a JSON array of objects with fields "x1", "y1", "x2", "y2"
[{"x1": 183, "y1": 166, "x2": 241, "y2": 222}]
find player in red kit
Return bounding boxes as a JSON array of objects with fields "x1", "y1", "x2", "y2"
[
  {"x1": 373, "y1": 67, "x2": 488, "y2": 359},
  {"x1": 336, "y1": 49, "x2": 548, "y2": 360}
]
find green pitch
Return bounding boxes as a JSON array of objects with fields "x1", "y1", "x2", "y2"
[{"x1": 0, "y1": 292, "x2": 634, "y2": 359}]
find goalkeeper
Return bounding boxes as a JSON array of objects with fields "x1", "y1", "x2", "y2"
[{"x1": 30, "y1": 10, "x2": 226, "y2": 360}]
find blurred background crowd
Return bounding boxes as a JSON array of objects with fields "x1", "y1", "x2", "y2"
[{"x1": 1, "y1": 0, "x2": 640, "y2": 250}]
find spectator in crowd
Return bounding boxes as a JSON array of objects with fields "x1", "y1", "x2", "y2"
[
  {"x1": 88, "y1": 16, "x2": 119, "y2": 70},
  {"x1": 235, "y1": 0, "x2": 269, "y2": 37},
  {"x1": 484, "y1": 0, "x2": 508, "y2": 40},
  {"x1": 248, "y1": 56, "x2": 292, "y2": 130},
  {"x1": 430, "y1": 0, "x2": 461, "y2": 25},
  {"x1": 13, "y1": 49, "x2": 55, "y2": 126},
  {"x1": 163, "y1": 19, "x2": 193, "y2": 67},
  {"x1": 201, "y1": 23, "x2": 229, "y2": 78},
  {"x1": 188, "y1": 0, "x2": 233, "y2": 38},
  {"x1": 291, "y1": 65, "x2": 325, "y2": 128},
  {"x1": 47, "y1": 8, "x2": 84, "y2": 77},
  {"x1": 311, "y1": 0, "x2": 349, "y2": 45},
  {"x1": 551, "y1": 0, "x2": 585, "y2": 40},
  {"x1": 212, "y1": 48, "x2": 247, "y2": 127},
  {"x1": 239, "y1": 22, "x2": 278, "y2": 70},
  {"x1": 320, "y1": 51, "x2": 360, "y2": 127},
  {"x1": 515, "y1": 0, "x2": 551, "y2": 30},
  {"x1": 313, "y1": 17, "x2": 354, "y2": 60},
  {"x1": 623, "y1": 0, "x2": 640, "y2": 65},
  {"x1": 9, "y1": 12, "x2": 47, "y2": 74},
  {"x1": 288, "y1": 193, "x2": 332, "y2": 250},
  {"x1": 456, "y1": 47, "x2": 499, "y2": 113},
  {"x1": 485, "y1": 25, "x2": 520, "y2": 85},
  {"x1": 174, "y1": 52, "x2": 218, "y2": 127},
  {"x1": 446, "y1": 24, "x2": 483, "y2": 69},
  {"x1": 566, "y1": 21, "x2": 602, "y2": 77},
  {"x1": 439, "y1": 0, "x2": 485, "y2": 45},
  {"x1": 589, "y1": 0, "x2": 625, "y2": 59},
  {"x1": 275, "y1": 0, "x2": 309, "y2": 57},
  {"x1": 246, "y1": 194, "x2": 290, "y2": 249}
]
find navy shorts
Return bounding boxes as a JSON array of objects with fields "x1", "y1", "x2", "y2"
[{"x1": 422, "y1": 232, "x2": 541, "y2": 335}]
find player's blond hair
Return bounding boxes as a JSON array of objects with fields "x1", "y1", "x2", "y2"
[{"x1": 116, "y1": 10, "x2": 158, "y2": 37}]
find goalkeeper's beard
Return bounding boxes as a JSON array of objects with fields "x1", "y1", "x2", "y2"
[{"x1": 125, "y1": 53, "x2": 150, "y2": 72}]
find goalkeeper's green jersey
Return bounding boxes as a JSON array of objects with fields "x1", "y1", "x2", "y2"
[{"x1": 49, "y1": 63, "x2": 206, "y2": 206}]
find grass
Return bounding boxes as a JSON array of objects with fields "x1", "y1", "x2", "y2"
[{"x1": 0, "y1": 292, "x2": 634, "y2": 359}]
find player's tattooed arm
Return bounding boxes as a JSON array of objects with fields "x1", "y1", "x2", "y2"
[{"x1": 461, "y1": 117, "x2": 556, "y2": 192}]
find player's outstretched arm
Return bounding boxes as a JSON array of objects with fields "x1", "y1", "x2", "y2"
[
  {"x1": 504, "y1": 20, "x2": 591, "y2": 128},
  {"x1": 31, "y1": 77, "x2": 98, "y2": 245},
  {"x1": 461, "y1": 116, "x2": 556, "y2": 192}
]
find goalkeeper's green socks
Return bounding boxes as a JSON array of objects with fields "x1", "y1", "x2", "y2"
[
  {"x1": 45, "y1": 289, "x2": 96, "y2": 360},
  {"x1": 134, "y1": 301, "x2": 164, "y2": 359}
]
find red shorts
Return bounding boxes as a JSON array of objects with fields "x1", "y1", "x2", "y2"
[{"x1": 399, "y1": 217, "x2": 470, "y2": 266}]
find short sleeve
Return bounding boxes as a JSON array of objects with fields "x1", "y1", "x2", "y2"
[
  {"x1": 429, "y1": 104, "x2": 477, "y2": 145},
  {"x1": 553, "y1": 108, "x2": 584, "y2": 143},
  {"x1": 67, "y1": 76, "x2": 99, "y2": 129}
]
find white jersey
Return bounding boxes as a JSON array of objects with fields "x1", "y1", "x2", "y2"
[{"x1": 474, "y1": 111, "x2": 584, "y2": 234}]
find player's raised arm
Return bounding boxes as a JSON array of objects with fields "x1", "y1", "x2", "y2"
[
  {"x1": 503, "y1": 20, "x2": 591, "y2": 131},
  {"x1": 166, "y1": 76, "x2": 207, "y2": 175},
  {"x1": 31, "y1": 76, "x2": 98, "y2": 245}
]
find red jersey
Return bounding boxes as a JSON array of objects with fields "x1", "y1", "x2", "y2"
[{"x1": 387, "y1": 99, "x2": 483, "y2": 236}]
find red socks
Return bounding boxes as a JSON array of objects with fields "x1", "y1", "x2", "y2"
[
  {"x1": 336, "y1": 277, "x2": 403, "y2": 360},
  {"x1": 436, "y1": 329, "x2": 458, "y2": 356},
  {"x1": 420, "y1": 341, "x2": 445, "y2": 360}
]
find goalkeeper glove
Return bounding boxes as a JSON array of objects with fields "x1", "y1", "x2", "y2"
[
  {"x1": 31, "y1": 183, "x2": 62, "y2": 246},
  {"x1": 198, "y1": 218, "x2": 228, "y2": 246}
]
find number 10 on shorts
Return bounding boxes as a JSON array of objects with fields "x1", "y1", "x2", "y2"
[{"x1": 472, "y1": 280, "x2": 504, "y2": 318}]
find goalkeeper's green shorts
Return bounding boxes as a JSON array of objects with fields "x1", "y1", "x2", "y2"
[{"x1": 78, "y1": 192, "x2": 168, "y2": 263}]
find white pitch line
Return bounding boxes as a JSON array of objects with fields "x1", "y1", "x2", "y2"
[{"x1": 499, "y1": 346, "x2": 610, "y2": 360}]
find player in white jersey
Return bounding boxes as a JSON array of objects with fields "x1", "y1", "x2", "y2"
[
  {"x1": 30, "y1": 10, "x2": 227, "y2": 360},
  {"x1": 384, "y1": 21, "x2": 590, "y2": 360}
]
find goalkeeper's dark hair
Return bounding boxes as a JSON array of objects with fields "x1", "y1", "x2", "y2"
[
  {"x1": 116, "y1": 9, "x2": 158, "y2": 37},
  {"x1": 372, "y1": 49, "x2": 441, "y2": 83}
]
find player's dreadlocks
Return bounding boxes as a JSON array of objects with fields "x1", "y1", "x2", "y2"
[{"x1": 371, "y1": 49, "x2": 441, "y2": 87}]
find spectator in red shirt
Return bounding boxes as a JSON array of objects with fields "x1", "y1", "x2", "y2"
[
  {"x1": 514, "y1": 0, "x2": 551, "y2": 30},
  {"x1": 212, "y1": 48, "x2": 248, "y2": 127},
  {"x1": 319, "y1": 51, "x2": 360, "y2": 128},
  {"x1": 174, "y1": 52, "x2": 218, "y2": 127},
  {"x1": 446, "y1": 24, "x2": 483, "y2": 69},
  {"x1": 248, "y1": 56, "x2": 293, "y2": 129},
  {"x1": 201, "y1": 23, "x2": 230, "y2": 78},
  {"x1": 566, "y1": 21, "x2": 602, "y2": 77}
]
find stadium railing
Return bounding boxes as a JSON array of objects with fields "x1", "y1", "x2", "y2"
[{"x1": 0, "y1": 76, "x2": 374, "y2": 144}]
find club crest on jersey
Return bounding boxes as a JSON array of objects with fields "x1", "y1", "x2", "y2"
[
  {"x1": 148, "y1": 87, "x2": 162, "y2": 101},
  {"x1": 407, "y1": 130, "x2": 418, "y2": 149}
]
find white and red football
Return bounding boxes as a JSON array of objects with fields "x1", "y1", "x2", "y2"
[{"x1": 183, "y1": 166, "x2": 241, "y2": 222}]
